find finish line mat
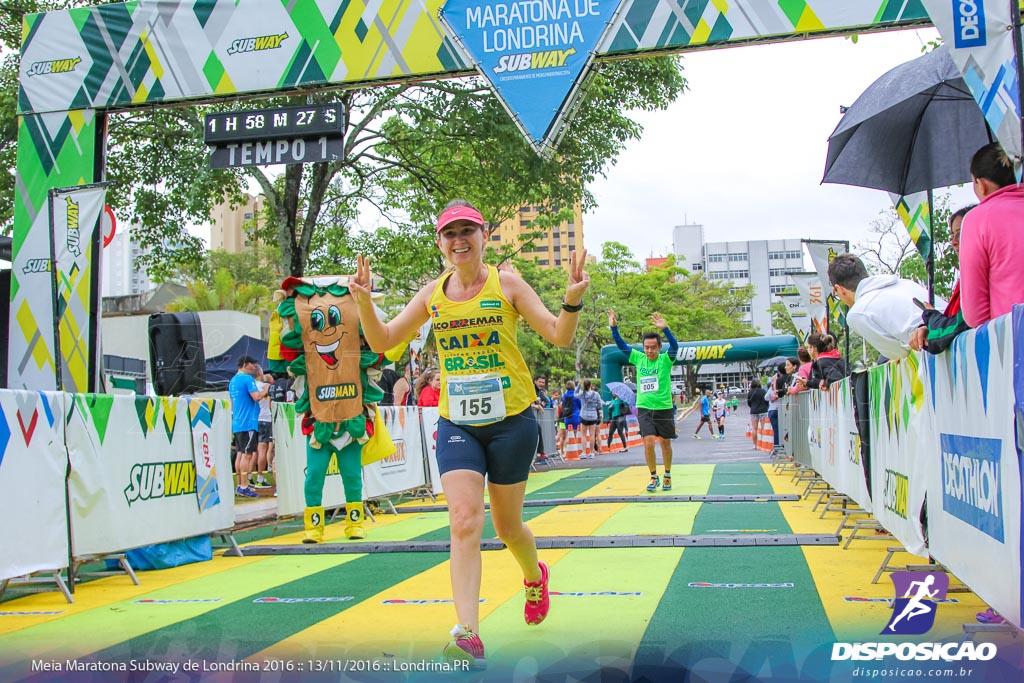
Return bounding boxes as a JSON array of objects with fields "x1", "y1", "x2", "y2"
[{"x1": 0, "y1": 464, "x2": 1019, "y2": 682}]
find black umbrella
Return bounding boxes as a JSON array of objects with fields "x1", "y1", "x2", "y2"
[
  {"x1": 757, "y1": 355, "x2": 791, "y2": 370},
  {"x1": 822, "y1": 46, "x2": 992, "y2": 302},
  {"x1": 822, "y1": 46, "x2": 991, "y2": 196}
]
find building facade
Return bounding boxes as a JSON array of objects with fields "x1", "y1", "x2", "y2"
[
  {"x1": 209, "y1": 194, "x2": 263, "y2": 254},
  {"x1": 488, "y1": 203, "x2": 584, "y2": 269},
  {"x1": 673, "y1": 223, "x2": 805, "y2": 335},
  {"x1": 101, "y1": 225, "x2": 152, "y2": 297}
]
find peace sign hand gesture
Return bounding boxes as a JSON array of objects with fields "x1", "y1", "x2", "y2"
[
  {"x1": 564, "y1": 248, "x2": 590, "y2": 305},
  {"x1": 349, "y1": 254, "x2": 373, "y2": 308}
]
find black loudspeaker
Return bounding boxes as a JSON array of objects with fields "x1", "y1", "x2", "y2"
[{"x1": 148, "y1": 312, "x2": 207, "y2": 395}]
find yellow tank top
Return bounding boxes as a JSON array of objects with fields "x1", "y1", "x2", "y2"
[{"x1": 428, "y1": 266, "x2": 534, "y2": 421}]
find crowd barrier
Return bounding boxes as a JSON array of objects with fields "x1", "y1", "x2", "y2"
[
  {"x1": 0, "y1": 392, "x2": 236, "y2": 588},
  {"x1": 788, "y1": 304, "x2": 1024, "y2": 628}
]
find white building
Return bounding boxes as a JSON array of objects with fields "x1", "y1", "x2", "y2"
[
  {"x1": 673, "y1": 223, "x2": 806, "y2": 335},
  {"x1": 101, "y1": 224, "x2": 152, "y2": 297}
]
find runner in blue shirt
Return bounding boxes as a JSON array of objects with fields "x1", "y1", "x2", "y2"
[{"x1": 229, "y1": 355, "x2": 269, "y2": 497}]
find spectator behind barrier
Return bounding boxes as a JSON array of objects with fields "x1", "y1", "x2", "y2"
[
  {"x1": 960, "y1": 142, "x2": 1024, "y2": 328},
  {"x1": 828, "y1": 253, "x2": 938, "y2": 362},
  {"x1": 799, "y1": 333, "x2": 848, "y2": 390},
  {"x1": 908, "y1": 205, "x2": 976, "y2": 355}
]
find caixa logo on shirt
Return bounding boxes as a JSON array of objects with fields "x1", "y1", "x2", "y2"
[{"x1": 953, "y1": 0, "x2": 986, "y2": 48}]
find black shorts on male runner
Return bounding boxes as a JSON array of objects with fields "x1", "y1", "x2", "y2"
[
  {"x1": 637, "y1": 408, "x2": 676, "y2": 440},
  {"x1": 233, "y1": 430, "x2": 258, "y2": 454}
]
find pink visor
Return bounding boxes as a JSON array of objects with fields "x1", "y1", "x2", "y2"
[{"x1": 436, "y1": 205, "x2": 484, "y2": 233}]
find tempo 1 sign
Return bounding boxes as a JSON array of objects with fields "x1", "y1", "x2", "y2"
[
  {"x1": 203, "y1": 103, "x2": 344, "y2": 144},
  {"x1": 209, "y1": 136, "x2": 345, "y2": 168}
]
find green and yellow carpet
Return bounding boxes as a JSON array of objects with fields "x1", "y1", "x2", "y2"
[{"x1": 0, "y1": 464, "x2": 1018, "y2": 682}]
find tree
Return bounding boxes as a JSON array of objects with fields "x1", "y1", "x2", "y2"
[{"x1": 167, "y1": 268, "x2": 270, "y2": 316}]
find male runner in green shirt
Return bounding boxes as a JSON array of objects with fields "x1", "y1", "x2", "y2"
[{"x1": 608, "y1": 310, "x2": 678, "y2": 492}]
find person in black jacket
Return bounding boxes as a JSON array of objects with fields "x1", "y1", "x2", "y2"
[
  {"x1": 747, "y1": 378, "x2": 769, "y2": 449},
  {"x1": 798, "y1": 333, "x2": 849, "y2": 390}
]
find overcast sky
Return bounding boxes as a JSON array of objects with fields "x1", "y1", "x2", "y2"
[{"x1": 582, "y1": 27, "x2": 977, "y2": 262}]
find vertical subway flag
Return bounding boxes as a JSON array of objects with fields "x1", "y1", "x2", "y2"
[
  {"x1": 921, "y1": 0, "x2": 1023, "y2": 178},
  {"x1": 890, "y1": 191, "x2": 932, "y2": 260},
  {"x1": 51, "y1": 185, "x2": 105, "y2": 394},
  {"x1": 790, "y1": 272, "x2": 829, "y2": 336},
  {"x1": 439, "y1": 0, "x2": 621, "y2": 155},
  {"x1": 803, "y1": 240, "x2": 848, "y2": 328}
]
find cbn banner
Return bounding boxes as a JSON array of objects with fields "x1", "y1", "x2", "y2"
[
  {"x1": 921, "y1": 308, "x2": 1022, "y2": 627},
  {"x1": 868, "y1": 355, "x2": 931, "y2": 557},
  {"x1": 789, "y1": 273, "x2": 828, "y2": 337},
  {"x1": 0, "y1": 390, "x2": 68, "y2": 581},
  {"x1": 187, "y1": 398, "x2": 231, "y2": 513},
  {"x1": 50, "y1": 185, "x2": 105, "y2": 394},
  {"x1": 363, "y1": 407, "x2": 426, "y2": 499},
  {"x1": 66, "y1": 395, "x2": 234, "y2": 557}
]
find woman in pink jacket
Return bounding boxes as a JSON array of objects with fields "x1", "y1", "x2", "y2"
[{"x1": 960, "y1": 143, "x2": 1024, "y2": 328}]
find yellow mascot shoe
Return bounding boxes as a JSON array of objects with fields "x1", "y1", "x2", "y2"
[
  {"x1": 344, "y1": 502, "x2": 366, "y2": 540},
  {"x1": 302, "y1": 506, "x2": 325, "y2": 544}
]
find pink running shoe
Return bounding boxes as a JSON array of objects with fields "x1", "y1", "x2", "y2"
[
  {"x1": 976, "y1": 608, "x2": 1006, "y2": 624},
  {"x1": 524, "y1": 561, "x2": 550, "y2": 625},
  {"x1": 442, "y1": 624, "x2": 486, "y2": 669}
]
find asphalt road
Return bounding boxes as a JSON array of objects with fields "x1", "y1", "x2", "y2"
[{"x1": 543, "y1": 406, "x2": 771, "y2": 470}]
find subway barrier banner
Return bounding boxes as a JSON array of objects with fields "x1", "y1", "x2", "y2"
[
  {"x1": 922, "y1": 308, "x2": 1023, "y2": 627},
  {"x1": 66, "y1": 395, "x2": 234, "y2": 556},
  {"x1": 0, "y1": 390, "x2": 68, "y2": 581},
  {"x1": 363, "y1": 407, "x2": 426, "y2": 499},
  {"x1": 868, "y1": 355, "x2": 931, "y2": 556}
]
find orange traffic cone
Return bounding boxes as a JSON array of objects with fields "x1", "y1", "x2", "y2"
[
  {"x1": 757, "y1": 416, "x2": 775, "y2": 452},
  {"x1": 745, "y1": 425, "x2": 752, "y2": 438}
]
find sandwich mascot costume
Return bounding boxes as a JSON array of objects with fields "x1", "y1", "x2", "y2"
[{"x1": 271, "y1": 276, "x2": 395, "y2": 543}]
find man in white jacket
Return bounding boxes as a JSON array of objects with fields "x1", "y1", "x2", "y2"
[{"x1": 827, "y1": 254, "x2": 941, "y2": 361}]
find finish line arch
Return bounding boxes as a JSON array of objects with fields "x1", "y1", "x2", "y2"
[
  {"x1": 599, "y1": 334, "x2": 800, "y2": 397},
  {"x1": 12, "y1": 2, "x2": 934, "y2": 391}
]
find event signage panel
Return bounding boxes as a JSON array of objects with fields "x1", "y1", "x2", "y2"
[
  {"x1": 209, "y1": 136, "x2": 345, "y2": 169},
  {"x1": 203, "y1": 104, "x2": 344, "y2": 144},
  {"x1": 439, "y1": 0, "x2": 621, "y2": 155}
]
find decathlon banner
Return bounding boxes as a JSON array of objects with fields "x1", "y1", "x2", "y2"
[
  {"x1": 922, "y1": 0, "x2": 1023, "y2": 176},
  {"x1": 867, "y1": 355, "x2": 932, "y2": 557},
  {"x1": 363, "y1": 407, "x2": 426, "y2": 499},
  {"x1": 50, "y1": 185, "x2": 105, "y2": 394},
  {"x1": 66, "y1": 395, "x2": 234, "y2": 557},
  {"x1": 439, "y1": 0, "x2": 621, "y2": 154},
  {"x1": 272, "y1": 403, "x2": 349, "y2": 518},
  {"x1": 187, "y1": 398, "x2": 231, "y2": 513},
  {"x1": 421, "y1": 407, "x2": 444, "y2": 495},
  {"x1": 805, "y1": 378, "x2": 871, "y2": 512},
  {"x1": 0, "y1": 390, "x2": 68, "y2": 582},
  {"x1": 889, "y1": 191, "x2": 932, "y2": 260},
  {"x1": 920, "y1": 307, "x2": 1023, "y2": 627},
  {"x1": 790, "y1": 272, "x2": 828, "y2": 336}
]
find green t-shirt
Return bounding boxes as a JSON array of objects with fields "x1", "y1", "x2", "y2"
[{"x1": 628, "y1": 349, "x2": 674, "y2": 410}]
